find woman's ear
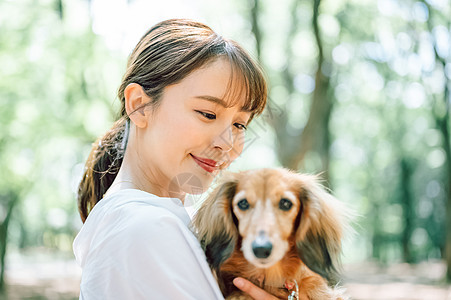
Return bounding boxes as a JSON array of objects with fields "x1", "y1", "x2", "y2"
[{"x1": 124, "y1": 83, "x2": 151, "y2": 128}]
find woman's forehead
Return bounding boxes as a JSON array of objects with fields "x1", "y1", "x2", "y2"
[
  {"x1": 175, "y1": 58, "x2": 250, "y2": 108},
  {"x1": 194, "y1": 95, "x2": 250, "y2": 113},
  {"x1": 223, "y1": 70, "x2": 250, "y2": 110},
  {"x1": 205, "y1": 58, "x2": 252, "y2": 111},
  {"x1": 163, "y1": 56, "x2": 263, "y2": 115}
]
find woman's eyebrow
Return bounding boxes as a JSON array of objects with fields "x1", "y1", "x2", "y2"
[{"x1": 194, "y1": 95, "x2": 250, "y2": 112}]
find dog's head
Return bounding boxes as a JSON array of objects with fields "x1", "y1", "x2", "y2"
[{"x1": 193, "y1": 168, "x2": 348, "y2": 283}]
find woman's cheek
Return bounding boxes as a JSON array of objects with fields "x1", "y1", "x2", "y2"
[{"x1": 230, "y1": 131, "x2": 246, "y2": 161}]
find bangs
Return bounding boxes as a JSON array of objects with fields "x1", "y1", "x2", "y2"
[{"x1": 221, "y1": 41, "x2": 267, "y2": 122}]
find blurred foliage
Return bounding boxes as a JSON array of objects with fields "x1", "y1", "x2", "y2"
[
  {"x1": 0, "y1": 0, "x2": 124, "y2": 278},
  {"x1": 230, "y1": 0, "x2": 451, "y2": 280},
  {"x1": 0, "y1": 0, "x2": 450, "y2": 292},
  {"x1": 233, "y1": 0, "x2": 450, "y2": 272},
  {"x1": 326, "y1": 0, "x2": 450, "y2": 268}
]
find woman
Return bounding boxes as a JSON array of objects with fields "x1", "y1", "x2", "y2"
[{"x1": 74, "y1": 19, "x2": 275, "y2": 299}]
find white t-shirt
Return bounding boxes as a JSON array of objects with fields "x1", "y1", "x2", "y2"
[{"x1": 73, "y1": 189, "x2": 224, "y2": 300}]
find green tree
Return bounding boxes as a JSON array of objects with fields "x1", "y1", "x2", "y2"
[
  {"x1": 244, "y1": 0, "x2": 450, "y2": 280},
  {"x1": 421, "y1": 0, "x2": 451, "y2": 280},
  {"x1": 249, "y1": 0, "x2": 335, "y2": 182},
  {"x1": 0, "y1": 0, "x2": 123, "y2": 290}
]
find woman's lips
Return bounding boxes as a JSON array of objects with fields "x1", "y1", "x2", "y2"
[{"x1": 190, "y1": 154, "x2": 219, "y2": 173}]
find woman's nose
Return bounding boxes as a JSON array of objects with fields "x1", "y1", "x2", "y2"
[{"x1": 213, "y1": 125, "x2": 234, "y2": 152}]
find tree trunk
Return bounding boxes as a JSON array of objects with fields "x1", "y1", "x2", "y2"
[
  {"x1": 400, "y1": 158, "x2": 414, "y2": 263},
  {"x1": 0, "y1": 192, "x2": 18, "y2": 292},
  {"x1": 249, "y1": 0, "x2": 333, "y2": 179},
  {"x1": 444, "y1": 121, "x2": 451, "y2": 282},
  {"x1": 437, "y1": 85, "x2": 451, "y2": 281},
  {"x1": 418, "y1": 0, "x2": 450, "y2": 280},
  {"x1": 287, "y1": 0, "x2": 333, "y2": 182},
  {"x1": 249, "y1": 0, "x2": 262, "y2": 62}
]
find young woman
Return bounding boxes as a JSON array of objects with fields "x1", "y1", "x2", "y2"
[{"x1": 74, "y1": 19, "x2": 276, "y2": 299}]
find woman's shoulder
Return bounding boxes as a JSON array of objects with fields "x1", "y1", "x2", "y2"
[
  {"x1": 78, "y1": 189, "x2": 192, "y2": 243},
  {"x1": 74, "y1": 189, "x2": 195, "y2": 261},
  {"x1": 97, "y1": 191, "x2": 198, "y2": 255},
  {"x1": 93, "y1": 188, "x2": 190, "y2": 223}
]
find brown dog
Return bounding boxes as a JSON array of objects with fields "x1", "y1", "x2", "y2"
[{"x1": 193, "y1": 168, "x2": 349, "y2": 300}]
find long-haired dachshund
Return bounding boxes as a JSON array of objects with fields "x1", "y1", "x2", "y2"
[{"x1": 193, "y1": 168, "x2": 350, "y2": 300}]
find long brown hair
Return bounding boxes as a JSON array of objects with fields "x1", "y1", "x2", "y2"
[{"x1": 78, "y1": 19, "x2": 267, "y2": 222}]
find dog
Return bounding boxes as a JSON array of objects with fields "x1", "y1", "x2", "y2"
[{"x1": 193, "y1": 168, "x2": 350, "y2": 300}]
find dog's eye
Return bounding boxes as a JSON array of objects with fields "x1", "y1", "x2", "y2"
[
  {"x1": 237, "y1": 199, "x2": 250, "y2": 210},
  {"x1": 279, "y1": 198, "x2": 293, "y2": 211}
]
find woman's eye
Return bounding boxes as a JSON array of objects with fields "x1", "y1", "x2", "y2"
[
  {"x1": 279, "y1": 198, "x2": 293, "y2": 211},
  {"x1": 234, "y1": 123, "x2": 247, "y2": 130},
  {"x1": 196, "y1": 111, "x2": 216, "y2": 120}
]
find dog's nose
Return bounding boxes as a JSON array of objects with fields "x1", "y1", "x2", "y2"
[{"x1": 252, "y1": 233, "x2": 272, "y2": 259}]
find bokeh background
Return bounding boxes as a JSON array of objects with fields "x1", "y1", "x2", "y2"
[{"x1": 1, "y1": 0, "x2": 451, "y2": 299}]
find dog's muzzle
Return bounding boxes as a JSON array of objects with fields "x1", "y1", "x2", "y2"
[{"x1": 252, "y1": 231, "x2": 273, "y2": 258}]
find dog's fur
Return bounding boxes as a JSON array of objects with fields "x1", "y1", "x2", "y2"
[{"x1": 193, "y1": 168, "x2": 349, "y2": 300}]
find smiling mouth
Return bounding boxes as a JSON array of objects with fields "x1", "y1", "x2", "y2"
[{"x1": 190, "y1": 154, "x2": 221, "y2": 173}]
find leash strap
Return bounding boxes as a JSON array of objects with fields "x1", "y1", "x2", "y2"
[{"x1": 287, "y1": 279, "x2": 299, "y2": 300}]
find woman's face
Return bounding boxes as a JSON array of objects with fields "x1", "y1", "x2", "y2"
[{"x1": 136, "y1": 58, "x2": 251, "y2": 198}]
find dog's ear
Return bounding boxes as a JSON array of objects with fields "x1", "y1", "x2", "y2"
[
  {"x1": 192, "y1": 175, "x2": 238, "y2": 271},
  {"x1": 295, "y1": 175, "x2": 348, "y2": 285}
]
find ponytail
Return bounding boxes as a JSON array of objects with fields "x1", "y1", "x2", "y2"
[{"x1": 77, "y1": 118, "x2": 129, "y2": 222}]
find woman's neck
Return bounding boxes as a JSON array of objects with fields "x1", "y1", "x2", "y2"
[{"x1": 105, "y1": 149, "x2": 187, "y2": 203}]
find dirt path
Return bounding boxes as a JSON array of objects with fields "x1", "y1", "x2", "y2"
[{"x1": 343, "y1": 261, "x2": 451, "y2": 300}]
